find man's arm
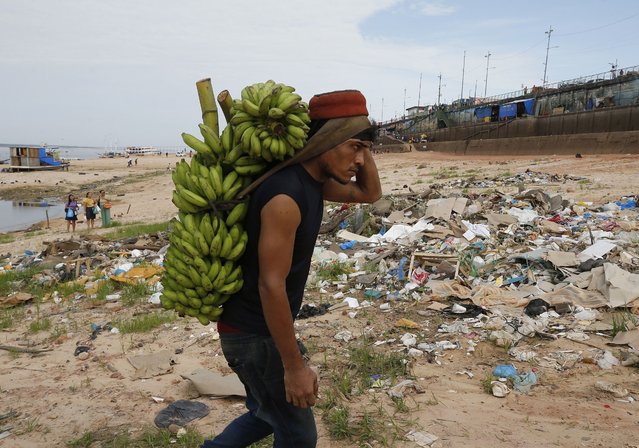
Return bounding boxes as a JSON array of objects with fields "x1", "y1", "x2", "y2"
[
  {"x1": 257, "y1": 194, "x2": 318, "y2": 408},
  {"x1": 322, "y1": 148, "x2": 382, "y2": 204}
]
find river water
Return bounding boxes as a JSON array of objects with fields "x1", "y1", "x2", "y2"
[
  {"x1": 0, "y1": 145, "x2": 101, "y2": 233},
  {"x1": 0, "y1": 200, "x2": 65, "y2": 232}
]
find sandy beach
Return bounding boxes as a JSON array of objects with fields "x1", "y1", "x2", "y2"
[
  {"x1": 1, "y1": 151, "x2": 638, "y2": 254},
  {"x1": 0, "y1": 151, "x2": 638, "y2": 447}
]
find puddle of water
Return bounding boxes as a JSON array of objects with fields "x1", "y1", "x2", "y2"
[{"x1": 0, "y1": 200, "x2": 64, "y2": 232}]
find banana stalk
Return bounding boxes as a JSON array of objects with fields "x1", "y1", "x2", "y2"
[
  {"x1": 217, "y1": 90, "x2": 234, "y2": 123},
  {"x1": 196, "y1": 78, "x2": 219, "y2": 137}
]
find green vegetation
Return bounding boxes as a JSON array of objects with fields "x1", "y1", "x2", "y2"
[
  {"x1": 120, "y1": 282, "x2": 155, "y2": 306},
  {"x1": 0, "y1": 234, "x2": 15, "y2": 244},
  {"x1": 67, "y1": 426, "x2": 204, "y2": 448},
  {"x1": 431, "y1": 166, "x2": 460, "y2": 179},
  {"x1": 103, "y1": 221, "x2": 168, "y2": 240},
  {"x1": 0, "y1": 307, "x2": 26, "y2": 330},
  {"x1": 0, "y1": 265, "x2": 46, "y2": 297},
  {"x1": 317, "y1": 340, "x2": 412, "y2": 446},
  {"x1": 113, "y1": 311, "x2": 176, "y2": 334},
  {"x1": 482, "y1": 373, "x2": 496, "y2": 394},
  {"x1": 611, "y1": 310, "x2": 638, "y2": 337},
  {"x1": 94, "y1": 280, "x2": 117, "y2": 302},
  {"x1": 248, "y1": 435, "x2": 275, "y2": 448},
  {"x1": 56, "y1": 280, "x2": 86, "y2": 298},
  {"x1": 315, "y1": 261, "x2": 353, "y2": 281},
  {"x1": 29, "y1": 317, "x2": 51, "y2": 333}
]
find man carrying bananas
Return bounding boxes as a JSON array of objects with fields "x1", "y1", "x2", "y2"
[{"x1": 202, "y1": 90, "x2": 381, "y2": 448}]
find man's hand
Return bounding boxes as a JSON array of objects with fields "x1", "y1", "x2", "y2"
[{"x1": 284, "y1": 365, "x2": 318, "y2": 408}]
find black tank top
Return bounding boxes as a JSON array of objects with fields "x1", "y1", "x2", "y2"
[{"x1": 220, "y1": 164, "x2": 324, "y2": 335}]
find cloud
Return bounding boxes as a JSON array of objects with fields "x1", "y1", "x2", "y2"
[{"x1": 420, "y1": 2, "x2": 457, "y2": 16}]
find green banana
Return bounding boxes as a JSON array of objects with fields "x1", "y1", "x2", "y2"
[
  {"x1": 221, "y1": 125, "x2": 234, "y2": 153},
  {"x1": 194, "y1": 230, "x2": 209, "y2": 256},
  {"x1": 199, "y1": 124, "x2": 223, "y2": 155},
  {"x1": 285, "y1": 113, "x2": 308, "y2": 127},
  {"x1": 176, "y1": 185, "x2": 208, "y2": 208},
  {"x1": 286, "y1": 125, "x2": 306, "y2": 140},
  {"x1": 226, "y1": 236, "x2": 247, "y2": 261},
  {"x1": 207, "y1": 258, "x2": 222, "y2": 282},
  {"x1": 224, "y1": 144, "x2": 244, "y2": 165},
  {"x1": 202, "y1": 292, "x2": 220, "y2": 305},
  {"x1": 209, "y1": 233, "x2": 222, "y2": 257},
  {"x1": 221, "y1": 171, "x2": 239, "y2": 193},
  {"x1": 277, "y1": 93, "x2": 302, "y2": 111},
  {"x1": 198, "y1": 174, "x2": 218, "y2": 202},
  {"x1": 219, "y1": 278, "x2": 243, "y2": 295},
  {"x1": 268, "y1": 107, "x2": 286, "y2": 119},
  {"x1": 233, "y1": 163, "x2": 267, "y2": 176},
  {"x1": 242, "y1": 99, "x2": 261, "y2": 117},
  {"x1": 176, "y1": 272, "x2": 195, "y2": 289},
  {"x1": 223, "y1": 180, "x2": 243, "y2": 201},
  {"x1": 226, "y1": 202, "x2": 248, "y2": 227},
  {"x1": 224, "y1": 264, "x2": 243, "y2": 284},
  {"x1": 219, "y1": 233, "x2": 234, "y2": 259},
  {"x1": 182, "y1": 132, "x2": 213, "y2": 155},
  {"x1": 199, "y1": 214, "x2": 214, "y2": 246},
  {"x1": 172, "y1": 192, "x2": 201, "y2": 213}
]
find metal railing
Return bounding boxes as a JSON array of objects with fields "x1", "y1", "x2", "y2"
[{"x1": 379, "y1": 64, "x2": 639, "y2": 127}]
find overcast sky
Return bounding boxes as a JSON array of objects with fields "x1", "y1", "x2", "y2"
[{"x1": 1, "y1": 0, "x2": 637, "y2": 149}]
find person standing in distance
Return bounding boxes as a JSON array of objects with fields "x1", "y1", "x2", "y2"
[{"x1": 202, "y1": 90, "x2": 381, "y2": 448}]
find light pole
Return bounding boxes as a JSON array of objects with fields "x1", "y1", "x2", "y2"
[
  {"x1": 460, "y1": 50, "x2": 466, "y2": 102},
  {"x1": 484, "y1": 51, "x2": 492, "y2": 97},
  {"x1": 403, "y1": 88, "x2": 407, "y2": 119},
  {"x1": 417, "y1": 73, "x2": 422, "y2": 108},
  {"x1": 437, "y1": 73, "x2": 445, "y2": 106},
  {"x1": 381, "y1": 98, "x2": 384, "y2": 123},
  {"x1": 542, "y1": 26, "x2": 555, "y2": 86}
]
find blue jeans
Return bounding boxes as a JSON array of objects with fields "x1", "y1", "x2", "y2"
[{"x1": 201, "y1": 332, "x2": 317, "y2": 448}]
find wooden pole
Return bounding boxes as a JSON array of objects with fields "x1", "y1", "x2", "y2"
[
  {"x1": 217, "y1": 90, "x2": 233, "y2": 123},
  {"x1": 45, "y1": 209, "x2": 50, "y2": 229},
  {"x1": 196, "y1": 78, "x2": 219, "y2": 137}
]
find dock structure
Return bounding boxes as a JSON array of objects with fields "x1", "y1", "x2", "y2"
[{"x1": 4, "y1": 146, "x2": 70, "y2": 172}]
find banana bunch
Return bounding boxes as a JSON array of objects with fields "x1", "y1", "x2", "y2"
[
  {"x1": 162, "y1": 79, "x2": 309, "y2": 326},
  {"x1": 160, "y1": 210, "x2": 248, "y2": 325},
  {"x1": 229, "y1": 80, "x2": 311, "y2": 161}
]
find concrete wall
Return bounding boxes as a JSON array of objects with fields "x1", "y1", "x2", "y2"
[
  {"x1": 422, "y1": 104, "x2": 639, "y2": 143},
  {"x1": 372, "y1": 143, "x2": 412, "y2": 153},
  {"x1": 420, "y1": 130, "x2": 639, "y2": 155}
]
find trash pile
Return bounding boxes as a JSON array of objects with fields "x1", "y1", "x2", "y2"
[
  {"x1": 1, "y1": 172, "x2": 638, "y2": 413},
  {"x1": 307, "y1": 180, "x2": 639, "y2": 399},
  {"x1": 0, "y1": 232, "x2": 169, "y2": 308}
]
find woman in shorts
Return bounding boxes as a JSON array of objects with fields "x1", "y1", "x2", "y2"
[
  {"x1": 82, "y1": 191, "x2": 97, "y2": 229},
  {"x1": 64, "y1": 194, "x2": 79, "y2": 232}
]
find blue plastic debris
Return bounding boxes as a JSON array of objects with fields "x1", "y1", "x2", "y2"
[
  {"x1": 512, "y1": 370, "x2": 538, "y2": 393},
  {"x1": 338, "y1": 220, "x2": 349, "y2": 229},
  {"x1": 339, "y1": 240, "x2": 357, "y2": 250},
  {"x1": 388, "y1": 257, "x2": 407, "y2": 281},
  {"x1": 364, "y1": 289, "x2": 383, "y2": 299},
  {"x1": 493, "y1": 364, "x2": 518, "y2": 378},
  {"x1": 616, "y1": 199, "x2": 637, "y2": 210}
]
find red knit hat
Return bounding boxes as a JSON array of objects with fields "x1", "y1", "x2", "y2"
[{"x1": 308, "y1": 90, "x2": 368, "y2": 120}]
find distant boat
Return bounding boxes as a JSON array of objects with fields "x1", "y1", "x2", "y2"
[
  {"x1": 99, "y1": 151, "x2": 125, "y2": 158},
  {"x1": 125, "y1": 146, "x2": 162, "y2": 156}
]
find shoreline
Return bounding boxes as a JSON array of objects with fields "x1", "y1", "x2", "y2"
[{"x1": 0, "y1": 151, "x2": 638, "y2": 255}]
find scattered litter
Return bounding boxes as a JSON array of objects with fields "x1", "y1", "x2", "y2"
[
  {"x1": 154, "y1": 400, "x2": 209, "y2": 428},
  {"x1": 406, "y1": 430, "x2": 438, "y2": 447},
  {"x1": 595, "y1": 381, "x2": 628, "y2": 398}
]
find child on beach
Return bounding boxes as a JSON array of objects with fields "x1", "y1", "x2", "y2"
[{"x1": 64, "y1": 194, "x2": 79, "y2": 232}]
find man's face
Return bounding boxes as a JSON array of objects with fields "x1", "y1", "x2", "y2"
[{"x1": 320, "y1": 138, "x2": 371, "y2": 184}]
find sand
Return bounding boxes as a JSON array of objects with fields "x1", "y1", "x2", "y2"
[{"x1": 0, "y1": 151, "x2": 638, "y2": 447}]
